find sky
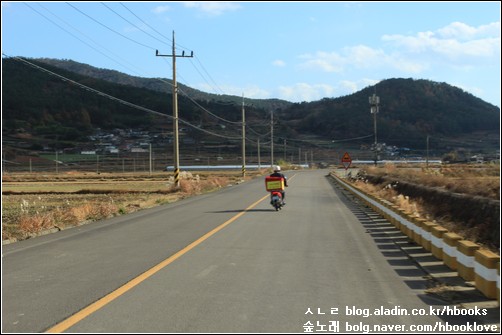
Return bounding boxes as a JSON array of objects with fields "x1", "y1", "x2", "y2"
[{"x1": 2, "y1": 1, "x2": 501, "y2": 108}]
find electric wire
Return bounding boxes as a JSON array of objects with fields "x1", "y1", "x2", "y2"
[
  {"x1": 101, "y1": 2, "x2": 170, "y2": 47},
  {"x1": 64, "y1": 2, "x2": 255, "y2": 130},
  {"x1": 5, "y1": 53, "x2": 379, "y2": 156},
  {"x1": 31, "y1": 3, "x2": 147, "y2": 78},
  {"x1": 11, "y1": 6, "x2": 376, "y2": 150},
  {"x1": 119, "y1": 2, "x2": 172, "y2": 45},
  {"x1": 5, "y1": 55, "x2": 242, "y2": 141},
  {"x1": 190, "y1": 56, "x2": 227, "y2": 96},
  {"x1": 66, "y1": 2, "x2": 157, "y2": 51}
]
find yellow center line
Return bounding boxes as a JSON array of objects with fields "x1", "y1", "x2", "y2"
[{"x1": 46, "y1": 193, "x2": 270, "y2": 333}]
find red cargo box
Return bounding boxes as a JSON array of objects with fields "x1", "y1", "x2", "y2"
[{"x1": 265, "y1": 176, "x2": 284, "y2": 191}]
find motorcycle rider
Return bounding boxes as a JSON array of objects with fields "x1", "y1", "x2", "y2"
[{"x1": 270, "y1": 165, "x2": 288, "y2": 205}]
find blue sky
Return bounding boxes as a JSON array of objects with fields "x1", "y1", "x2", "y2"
[{"x1": 2, "y1": 1, "x2": 501, "y2": 107}]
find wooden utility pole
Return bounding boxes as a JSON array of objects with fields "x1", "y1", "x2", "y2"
[
  {"x1": 156, "y1": 31, "x2": 193, "y2": 187},
  {"x1": 270, "y1": 111, "x2": 274, "y2": 167},
  {"x1": 242, "y1": 95, "x2": 246, "y2": 177}
]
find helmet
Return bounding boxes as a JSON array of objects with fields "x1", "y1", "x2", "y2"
[{"x1": 273, "y1": 165, "x2": 281, "y2": 172}]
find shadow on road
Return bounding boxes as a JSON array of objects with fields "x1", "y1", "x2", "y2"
[{"x1": 326, "y1": 175, "x2": 500, "y2": 330}]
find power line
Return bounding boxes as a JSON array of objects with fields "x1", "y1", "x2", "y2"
[
  {"x1": 16, "y1": 4, "x2": 276, "y2": 143},
  {"x1": 101, "y1": 2, "x2": 170, "y2": 47},
  {"x1": 331, "y1": 134, "x2": 373, "y2": 143},
  {"x1": 177, "y1": 87, "x2": 242, "y2": 125},
  {"x1": 5, "y1": 55, "x2": 241, "y2": 141},
  {"x1": 190, "y1": 56, "x2": 227, "y2": 96},
  {"x1": 30, "y1": 2, "x2": 147, "y2": 78},
  {"x1": 44, "y1": 2, "x2": 258, "y2": 133},
  {"x1": 104, "y1": 10, "x2": 247, "y2": 129},
  {"x1": 119, "y1": 2, "x2": 172, "y2": 44},
  {"x1": 66, "y1": 2, "x2": 156, "y2": 51}
]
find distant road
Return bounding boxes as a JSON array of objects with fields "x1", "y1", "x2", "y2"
[{"x1": 1, "y1": 170, "x2": 491, "y2": 333}]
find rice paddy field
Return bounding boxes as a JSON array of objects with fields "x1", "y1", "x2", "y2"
[
  {"x1": 2, "y1": 170, "x2": 259, "y2": 242},
  {"x1": 2, "y1": 164, "x2": 499, "y2": 253},
  {"x1": 350, "y1": 163, "x2": 500, "y2": 252}
]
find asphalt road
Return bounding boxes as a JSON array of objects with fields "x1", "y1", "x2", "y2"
[{"x1": 1, "y1": 170, "x2": 496, "y2": 333}]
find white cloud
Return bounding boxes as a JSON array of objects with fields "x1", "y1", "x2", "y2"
[
  {"x1": 338, "y1": 80, "x2": 359, "y2": 94},
  {"x1": 437, "y1": 21, "x2": 500, "y2": 40},
  {"x1": 195, "y1": 83, "x2": 271, "y2": 99},
  {"x1": 298, "y1": 46, "x2": 426, "y2": 74},
  {"x1": 277, "y1": 79, "x2": 385, "y2": 102},
  {"x1": 183, "y1": 2, "x2": 241, "y2": 16},
  {"x1": 152, "y1": 5, "x2": 170, "y2": 14},
  {"x1": 277, "y1": 83, "x2": 336, "y2": 102},
  {"x1": 387, "y1": 53, "x2": 429, "y2": 73},
  {"x1": 437, "y1": 22, "x2": 477, "y2": 40},
  {"x1": 382, "y1": 21, "x2": 501, "y2": 59},
  {"x1": 342, "y1": 45, "x2": 387, "y2": 68},
  {"x1": 451, "y1": 82, "x2": 484, "y2": 98},
  {"x1": 296, "y1": 21, "x2": 500, "y2": 79},
  {"x1": 241, "y1": 86, "x2": 271, "y2": 99},
  {"x1": 272, "y1": 60, "x2": 286, "y2": 67},
  {"x1": 298, "y1": 51, "x2": 345, "y2": 72}
]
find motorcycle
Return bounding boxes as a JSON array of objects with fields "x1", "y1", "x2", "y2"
[
  {"x1": 265, "y1": 176, "x2": 286, "y2": 211},
  {"x1": 270, "y1": 190, "x2": 283, "y2": 211}
]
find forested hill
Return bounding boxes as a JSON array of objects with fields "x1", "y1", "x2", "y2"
[
  {"x1": 2, "y1": 57, "x2": 500, "y2": 151},
  {"x1": 279, "y1": 78, "x2": 500, "y2": 148},
  {"x1": 2, "y1": 57, "x2": 278, "y2": 142},
  {"x1": 34, "y1": 58, "x2": 292, "y2": 111}
]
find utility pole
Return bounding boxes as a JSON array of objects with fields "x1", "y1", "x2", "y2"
[
  {"x1": 149, "y1": 143, "x2": 152, "y2": 175},
  {"x1": 156, "y1": 31, "x2": 193, "y2": 187},
  {"x1": 241, "y1": 95, "x2": 246, "y2": 177},
  {"x1": 283, "y1": 139, "x2": 287, "y2": 161},
  {"x1": 270, "y1": 110, "x2": 274, "y2": 167},
  {"x1": 426, "y1": 135, "x2": 430, "y2": 168},
  {"x1": 369, "y1": 92, "x2": 380, "y2": 166},
  {"x1": 257, "y1": 138, "x2": 261, "y2": 169}
]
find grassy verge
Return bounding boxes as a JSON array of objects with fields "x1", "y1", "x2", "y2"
[
  {"x1": 348, "y1": 163, "x2": 500, "y2": 253},
  {"x1": 2, "y1": 170, "x2": 266, "y2": 242}
]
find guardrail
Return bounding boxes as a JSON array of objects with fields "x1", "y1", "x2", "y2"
[{"x1": 330, "y1": 172, "x2": 500, "y2": 301}]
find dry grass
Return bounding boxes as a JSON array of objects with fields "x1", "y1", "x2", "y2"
[
  {"x1": 362, "y1": 163, "x2": 499, "y2": 200},
  {"x1": 355, "y1": 180, "x2": 426, "y2": 219},
  {"x1": 2, "y1": 170, "x2": 260, "y2": 242},
  {"x1": 351, "y1": 163, "x2": 500, "y2": 253}
]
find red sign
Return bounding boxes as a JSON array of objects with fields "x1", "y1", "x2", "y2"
[
  {"x1": 342, "y1": 152, "x2": 351, "y2": 162},
  {"x1": 341, "y1": 152, "x2": 352, "y2": 170}
]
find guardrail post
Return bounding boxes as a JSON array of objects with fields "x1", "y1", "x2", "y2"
[
  {"x1": 389, "y1": 205, "x2": 401, "y2": 229},
  {"x1": 399, "y1": 209, "x2": 413, "y2": 240},
  {"x1": 456, "y1": 240, "x2": 480, "y2": 281},
  {"x1": 412, "y1": 217, "x2": 427, "y2": 246},
  {"x1": 421, "y1": 221, "x2": 437, "y2": 252},
  {"x1": 431, "y1": 226, "x2": 448, "y2": 260},
  {"x1": 442, "y1": 232, "x2": 462, "y2": 271},
  {"x1": 474, "y1": 249, "x2": 500, "y2": 299}
]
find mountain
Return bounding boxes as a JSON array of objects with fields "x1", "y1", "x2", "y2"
[
  {"x1": 2, "y1": 57, "x2": 276, "y2": 142},
  {"x1": 2, "y1": 57, "x2": 500, "y2": 157},
  {"x1": 33, "y1": 58, "x2": 293, "y2": 111},
  {"x1": 278, "y1": 78, "x2": 500, "y2": 150}
]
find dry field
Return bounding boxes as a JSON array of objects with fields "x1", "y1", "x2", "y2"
[
  {"x1": 360, "y1": 164, "x2": 500, "y2": 200},
  {"x1": 3, "y1": 164, "x2": 499, "y2": 252},
  {"x1": 350, "y1": 163, "x2": 500, "y2": 253},
  {"x1": 2, "y1": 170, "x2": 265, "y2": 243}
]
